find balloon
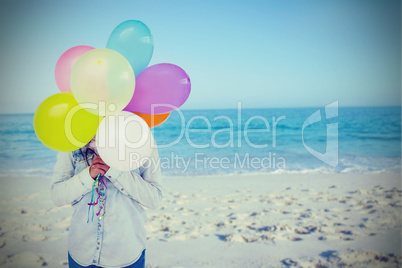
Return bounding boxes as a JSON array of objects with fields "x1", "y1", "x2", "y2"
[
  {"x1": 33, "y1": 92, "x2": 102, "y2": 152},
  {"x1": 70, "y1": 48, "x2": 135, "y2": 116},
  {"x1": 96, "y1": 111, "x2": 156, "y2": 171},
  {"x1": 124, "y1": 63, "x2": 191, "y2": 114},
  {"x1": 133, "y1": 112, "x2": 170, "y2": 128},
  {"x1": 106, "y1": 20, "x2": 154, "y2": 76},
  {"x1": 55, "y1": 45, "x2": 95, "y2": 92}
]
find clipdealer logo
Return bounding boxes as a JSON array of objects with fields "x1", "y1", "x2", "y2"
[
  {"x1": 302, "y1": 101, "x2": 338, "y2": 167},
  {"x1": 64, "y1": 101, "x2": 339, "y2": 171}
]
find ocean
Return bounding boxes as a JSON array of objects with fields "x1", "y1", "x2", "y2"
[{"x1": 0, "y1": 106, "x2": 400, "y2": 177}]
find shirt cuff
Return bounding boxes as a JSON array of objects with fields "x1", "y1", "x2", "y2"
[
  {"x1": 104, "y1": 167, "x2": 123, "y2": 182},
  {"x1": 79, "y1": 167, "x2": 95, "y2": 190}
]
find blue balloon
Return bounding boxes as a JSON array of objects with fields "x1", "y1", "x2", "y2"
[{"x1": 107, "y1": 20, "x2": 154, "y2": 76}]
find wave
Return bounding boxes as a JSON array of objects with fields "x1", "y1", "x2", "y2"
[
  {"x1": 345, "y1": 134, "x2": 401, "y2": 141},
  {"x1": 1, "y1": 160, "x2": 399, "y2": 179},
  {"x1": 165, "y1": 124, "x2": 300, "y2": 131},
  {"x1": 0, "y1": 129, "x2": 36, "y2": 135}
]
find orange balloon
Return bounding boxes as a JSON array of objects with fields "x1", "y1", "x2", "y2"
[{"x1": 133, "y1": 112, "x2": 170, "y2": 128}]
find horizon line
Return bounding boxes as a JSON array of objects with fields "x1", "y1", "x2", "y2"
[{"x1": 1, "y1": 104, "x2": 401, "y2": 116}]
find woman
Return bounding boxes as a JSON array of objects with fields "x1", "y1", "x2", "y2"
[{"x1": 51, "y1": 137, "x2": 163, "y2": 268}]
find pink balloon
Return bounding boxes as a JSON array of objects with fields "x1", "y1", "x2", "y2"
[
  {"x1": 124, "y1": 63, "x2": 191, "y2": 114},
  {"x1": 55, "y1": 45, "x2": 95, "y2": 92}
]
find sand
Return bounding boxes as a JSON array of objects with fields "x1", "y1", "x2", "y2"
[{"x1": 0, "y1": 173, "x2": 400, "y2": 267}]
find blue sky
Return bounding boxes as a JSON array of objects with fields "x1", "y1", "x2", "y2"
[{"x1": 0, "y1": 0, "x2": 400, "y2": 114}]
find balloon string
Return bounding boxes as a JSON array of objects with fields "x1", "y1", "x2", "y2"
[
  {"x1": 99, "y1": 175, "x2": 107, "y2": 189},
  {"x1": 97, "y1": 176, "x2": 107, "y2": 219},
  {"x1": 87, "y1": 174, "x2": 107, "y2": 223},
  {"x1": 87, "y1": 174, "x2": 99, "y2": 223}
]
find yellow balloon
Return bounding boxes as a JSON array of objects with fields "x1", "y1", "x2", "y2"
[
  {"x1": 34, "y1": 92, "x2": 102, "y2": 152},
  {"x1": 70, "y1": 48, "x2": 135, "y2": 116}
]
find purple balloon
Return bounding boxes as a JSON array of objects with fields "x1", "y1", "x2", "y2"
[{"x1": 124, "y1": 63, "x2": 191, "y2": 114}]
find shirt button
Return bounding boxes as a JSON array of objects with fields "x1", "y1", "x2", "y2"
[
  {"x1": 98, "y1": 242, "x2": 100, "y2": 245},
  {"x1": 97, "y1": 247, "x2": 99, "y2": 250},
  {"x1": 99, "y1": 224, "x2": 101, "y2": 227},
  {"x1": 121, "y1": 188, "x2": 124, "y2": 191}
]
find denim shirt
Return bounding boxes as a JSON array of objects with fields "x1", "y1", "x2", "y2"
[{"x1": 51, "y1": 143, "x2": 163, "y2": 268}]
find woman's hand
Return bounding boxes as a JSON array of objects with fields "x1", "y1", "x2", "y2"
[{"x1": 89, "y1": 155, "x2": 110, "y2": 179}]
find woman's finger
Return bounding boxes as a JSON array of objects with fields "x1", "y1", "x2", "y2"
[
  {"x1": 91, "y1": 156, "x2": 102, "y2": 165},
  {"x1": 92, "y1": 168, "x2": 106, "y2": 176},
  {"x1": 96, "y1": 157, "x2": 109, "y2": 167}
]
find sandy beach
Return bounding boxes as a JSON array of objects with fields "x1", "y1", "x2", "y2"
[{"x1": 0, "y1": 173, "x2": 400, "y2": 267}]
